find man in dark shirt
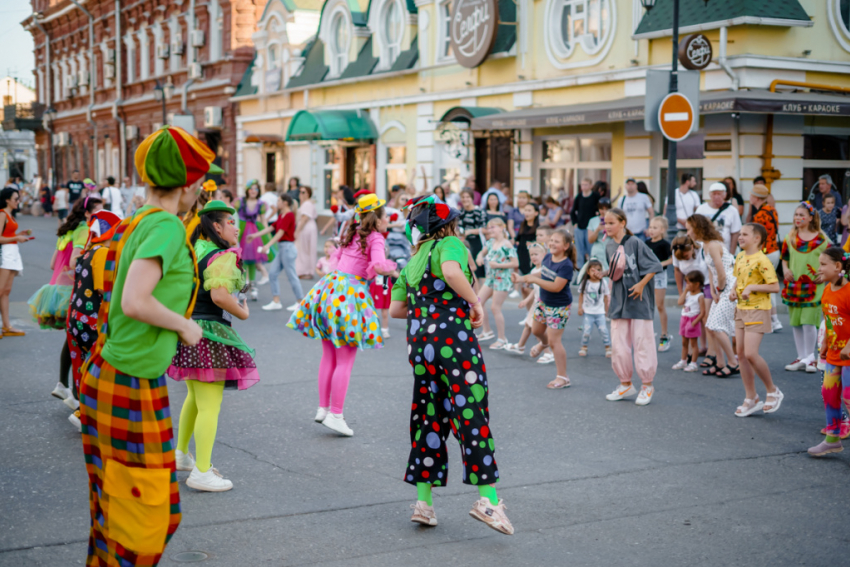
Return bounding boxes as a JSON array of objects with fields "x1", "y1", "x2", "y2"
[
  {"x1": 571, "y1": 177, "x2": 600, "y2": 269},
  {"x1": 808, "y1": 174, "x2": 842, "y2": 211},
  {"x1": 67, "y1": 170, "x2": 84, "y2": 205}
]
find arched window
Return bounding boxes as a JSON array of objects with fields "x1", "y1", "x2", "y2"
[
  {"x1": 330, "y1": 11, "x2": 350, "y2": 76},
  {"x1": 380, "y1": 0, "x2": 403, "y2": 66},
  {"x1": 268, "y1": 44, "x2": 279, "y2": 69},
  {"x1": 547, "y1": 0, "x2": 611, "y2": 59}
]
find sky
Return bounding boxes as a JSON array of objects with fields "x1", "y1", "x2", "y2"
[{"x1": 0, "y1": 3, "x2": 36, "y2": 89}]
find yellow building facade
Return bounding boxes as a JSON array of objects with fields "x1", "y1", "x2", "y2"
[{"x1": 233, "y1": 0, "x2": 850, "y2": 231}]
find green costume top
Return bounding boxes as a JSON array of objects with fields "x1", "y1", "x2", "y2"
[{"x1": 392, "y1": 237, "x2": 473, "y2": 302}]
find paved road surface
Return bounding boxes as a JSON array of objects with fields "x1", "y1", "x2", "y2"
[{"x1": 1, "y1": 215, "x2": 848, "y2": 566}]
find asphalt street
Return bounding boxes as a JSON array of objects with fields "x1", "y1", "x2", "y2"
[{"x1": 1, "y1": 214, "x2": 848, "y2": 567}]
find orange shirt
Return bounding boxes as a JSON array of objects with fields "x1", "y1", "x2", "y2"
[
  {"x1": 1, "y1": 210, "x2": 18, "y2": 238},
  {"x1": 822, "y1": 282, "x2": 850, "y2": 366},
  {"x1": 752, "y1": 204, "x2": 779, "y2": 254}
]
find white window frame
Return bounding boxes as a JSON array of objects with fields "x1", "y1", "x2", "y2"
[
  {"x1": 377, "y1": 0, "x2": 404, "y2": 70},
  {"x1": 534, "y1": 133, "x2": 612, "y2": 200},
  {"x1": 547, "y1": 0, "x2": 610, "y2": 59},
  {"x1": 435, "y1": 0, "x2": 454, "y2": 63},
  {"x1": 327, "y1": 7, "x2": 352, "y2": 78},
  {"x1": 137, "y1": 27, "x2": 150, "y2": 80}
]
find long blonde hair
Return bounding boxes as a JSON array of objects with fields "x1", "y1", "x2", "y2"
[
  {"x1": 785, "y1": 202, "x2": 827, "y2": 244},
  {"x1": 487, "y1": 217, "x2": 509, "y2": 240}
]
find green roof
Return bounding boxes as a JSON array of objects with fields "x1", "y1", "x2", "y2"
[
  {"x1": 287, "y1": 40, "x2": 328, "y2": 88},
  {"x1": 339, "y1": 37, "x2": 379, "y2": 79},
  {"x1": 634, "y1": 0, "x2": 811, "y2": 36},
  {"x1": 234, "y1": 56, "x2": 258, "y2": 97},
  {"x1": 389, "y1": 35, "x2": 419, "y2": 72},
  {"x1": 439, "y1": 107, "x2": 502, "y2": 123},
  {"x1": 492, "y1": 0, "x2": 517, "y2": 54},
  {"x1": 286, "y1": 109, "x2": 378, "y2": 141}
]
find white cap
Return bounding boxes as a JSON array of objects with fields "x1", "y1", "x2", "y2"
[{"x1": 708, "y1": 182, "x2": 727, "y2": 193}]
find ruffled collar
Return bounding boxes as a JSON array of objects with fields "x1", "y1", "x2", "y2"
[
  {"x1": 195, "y1": 239, "x2": 243, "y2": 261},
  {"x1": 793, "y1": 232, "x2": 826, "y2": 253}
]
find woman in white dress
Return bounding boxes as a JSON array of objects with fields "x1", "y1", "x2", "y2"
[
  {"x1": 295, "y1": 186, "x2": 318, "y2": 279},
  {"x1": 687, "y1": 214, "x2": 738, "y2": 378}
]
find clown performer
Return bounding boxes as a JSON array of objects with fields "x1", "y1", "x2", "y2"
[
  {"x1": 287, "y1": 194, "x2": 397, "y2": 436},
  {"x1": 29, "y1": 195, "x2": 102, "y2": 404},
  {"x1": 78, "y1": 125, "x2": 219, "y2": 566},
  {"x1": 389, "y1": 195, "x2": 514, "y2": 535},
  {"x1": 235, "y1": 179, "x2": 274, "y2": 301},
  {"x1": 168, "y1": 199, "x2": 259, "y2": 492},
  {"x1": 65, "y1": 210, "x2": 123, "y2": 432}
]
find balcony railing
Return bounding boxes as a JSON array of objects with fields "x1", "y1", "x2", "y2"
[{"x1": 3, "y1": 103, "x2": 46, "y2": 132}]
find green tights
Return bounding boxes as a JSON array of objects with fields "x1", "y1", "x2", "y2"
[
  {"x1": 416, "y1": 483, "x2": 498, "y2": 506},
  {"x1": 246, "y1": 262, "x2": 257, "y2": 282},
  {"x1": 177, "y1": 381, "x2": 225, "y2": 473}
]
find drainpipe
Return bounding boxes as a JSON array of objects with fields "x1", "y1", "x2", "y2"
[
  {"x1": 113, "y1": 0, "x2": 125, "y2": 181},
  {"x1": 69, "y1": 0, "x2": 97, "y2": 179},
  {"x1": 718, "y1": 26, "x2": 738, "y2": 91},
  {"x1": 33, "y1": 13, "x2": 56, "y2": 189},
  {"x1": 181, "y1": 0, "x2": 196, "y2": 114}
]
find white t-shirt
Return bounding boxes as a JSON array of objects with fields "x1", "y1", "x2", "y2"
[
  {"x1": 445, "y1": 192, "x2": 461, "y2": 210},
  {"x1": 53, "y1": 188, "x2": 68, "y2": 210},
  {"x1": 695, "y1": 202, "x2": 741, "y2": 251},
  {"x1": 618, "y1": 193, "x2": 653, "y2": 235},
  {"x1": 682, "y1": 291, "x2": 703, "y2": 318},
  {"x1": 671, "y1": 247, "x2": 710, "y2": 284},
  {"x1": 260, "y1": 192, "x2": 279, "y2": 224},
  {"x1": 581, "y1": 279, "x2": 610, "y2": 315},
  {"x1": 675, "y1": 189, "x2": 701, "y2": 229},
  {"x1": 102, "y1": 186, "x2": 124, "y2": 218}
]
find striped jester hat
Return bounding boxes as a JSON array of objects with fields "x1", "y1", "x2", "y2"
[{"x1": 134, "y1": 125, "x2": 223, "y2": 189}]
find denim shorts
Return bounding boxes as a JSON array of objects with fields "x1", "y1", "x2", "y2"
[{"x1": 653, "y1": 269, "x2": 668, "y2": 290}]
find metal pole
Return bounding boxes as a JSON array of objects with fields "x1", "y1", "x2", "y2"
[
  {"x1": 664, "y1": 0, "x2": 680, "y2": 234},
  {"x1": 162, "y1": 96, "x2": 167, "y2": 125}
]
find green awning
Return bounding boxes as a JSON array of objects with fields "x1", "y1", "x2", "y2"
[
  {"x1": 439, "y1": 107, "x2": 503, "y2": 124},
  {"x1": 285, "y1": 109, "x2": 378, "y2": 141}
]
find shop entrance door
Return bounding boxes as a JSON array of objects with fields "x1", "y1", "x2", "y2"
[
  {"x1": 473, "y1": 136, "x2": 513, "y2": 194},
  {"x1": 345, "y1": 146, "x2": 374, "y2": 193}
]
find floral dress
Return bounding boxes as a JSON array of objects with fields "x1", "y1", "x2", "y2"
[
  {"x1": 782, "y1": 232, "x2": 829, "y2": 327},
  {"x1": 482, "y1": 238, "x2": 517, "y2": 292},
  {"x1": 704, "y1": 243, "x2": 737, "y2": 337}
]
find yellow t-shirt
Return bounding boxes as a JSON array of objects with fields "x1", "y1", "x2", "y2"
[{"x1": 733, "y1": 251, "x2": 778, "y2": 310}]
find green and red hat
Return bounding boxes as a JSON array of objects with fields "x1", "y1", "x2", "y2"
[{"x1": 134, "y1": 125, "x2": 223, "y2": 189}]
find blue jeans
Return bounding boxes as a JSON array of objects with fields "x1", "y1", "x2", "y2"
[
  {"x1": 574, "y1": 227, "x2": 590, "y2": 269},
  {"x1": 269, "y1": 241, "x2": 303, "y2": 301},
  {"x1": 581, "y1": 313, "x2": 610, "y2": 347}
]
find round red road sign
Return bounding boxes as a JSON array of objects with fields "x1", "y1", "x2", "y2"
[{"x1": 658, "y1": 93, "x2": 695, "y2": 142}]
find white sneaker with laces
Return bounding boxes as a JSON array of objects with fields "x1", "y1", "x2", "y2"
[
  {"x1": 635, "y1": 385, "x2": 655, "y2": 406},
  {"x1": 286, "y1": 302, "x2": 300, "y2": 311},
  {"x1": 314, "y1": 407, "x2": 329, "y2": 423},
  {"x1": 186, "y1": 465, "x2": 233, "y2": 492},
  {"x1": 175, "y1": 450, "x2": 196, "y2": 472},
  {"x1": 672, "y1": 359, "x2": 688, "y2": 370},
  {"x1": 606, "y1": 384, "x2": 637, "y2": 401},
  {"x1": 411, "y1": 501, "x2": 438, "y2": 526},
  {"x1": 256, "y1": 276, "x2": 269, "y2": 286},
  {"x1": 322, "y1": 413, "x2": 354, "y2": 436},
  {"x1": 684, "y1": 362, "x2": 699, "y2": 372},
  {"x1": 64, "y1": 396, "x2": 80, "y2": 410},
  {"x1": 51, "y1": 382, "x2": 71, "y2": 401},
  {"x1": 469, "y1": 497, "x2": 514, "y2": 535},
  {"x1": 262, "y1": 301, "x2": 283, "y2": 311}
]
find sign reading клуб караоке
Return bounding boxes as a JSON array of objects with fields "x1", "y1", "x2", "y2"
[{"x1": 451, "y1": 0, "x2": 499, "y2": 69}]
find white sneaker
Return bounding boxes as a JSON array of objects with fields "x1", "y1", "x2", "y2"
[
  {"x1": 805, "y1": 361, "x2": 818, "y2": 373},
  {"x1": 606, "y1": 384, "x2": 637, "y2": 401},
  {"x1": 635, "y1": 385, "x2": 655, "y2": 406},
  {"x1": 537, "y1": 352, "x2": 555, "y2": 364},
  {"x1": 262, "y1": 301, "x2": 283, "y2": 311},
  {"x1": 250, "y1": 288, "x2": 259, "y2": 301},
  {"x1": 382, "y1": 327, "x2": 391, "y2": 338},
  {"x1": 322, "y1": 413, "x2": 354, "y2": 436},
  {"x1": 175, "y1": 449, "x2": 196, "y2": 472},
  {"x1": 785, "y1": 359, "x2": 807, "y2": 371},
  {"x1": 256, "y1": 276, "x2": 269, "y2": 286},
  {"x1": 314, "y1": 407, "x2": 329, "y2": 423},
  {"x1": 68, "y1": 412, "x2": 81, "y2": 433},
  {"x1": 509, "y1": 290, "x2": 520, "y2": 299},
  {"x1": 286, "y1": 302, "x2": 300, "y2": 311},
  {"x1": 51, "y1": 382, "x2": 71, "y2": 401},
  {"x1": 186, "y1": 465, "x2": 233, "y2": 492},
  {"x1": 684, "y1": 362, "x2": 699, "y2": 372},
  {"x1": 772, "y1": 318, "x2": 783, "y2": 332},
  {"x1": 672, "y1": 359, "x2": 688, "y2": 370},
  {"x1": 64, "y1": 396, "x2": 80, "y2": 410}
]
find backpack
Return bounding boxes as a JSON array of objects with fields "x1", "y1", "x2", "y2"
[{"x1": 608, "y1": 234, "x2": 631, "y2": 282}]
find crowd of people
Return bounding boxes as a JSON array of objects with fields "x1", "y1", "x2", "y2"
[{"x1": 4, "y1": 124, "x2": 850, "y2": 564}]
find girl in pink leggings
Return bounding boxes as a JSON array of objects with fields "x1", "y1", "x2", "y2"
[
  {"x1": 288, "y1": 194, "x2": 397, "y2": 436},
  {"x1": 603, "y1": 208, "x2": 663, "y2": 406}
]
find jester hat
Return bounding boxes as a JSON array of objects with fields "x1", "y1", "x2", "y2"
[
  {"x1": 134, "y1": 126, "x2": 223, "y2": 189},
  {"x1": 86, "y1": 210, "x2": 122, "y2": 246},
  {"x1": 403, "y1": 195, "x2": 460, "y2": 244}
]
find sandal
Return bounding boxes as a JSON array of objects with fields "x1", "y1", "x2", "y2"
[
  {"x1": 547, "y1": 376, "x2": 571, "y2": 389},
  {"x1": 489, "y1": 339, "x2": 508, "y2": 350},
  {"x1": 578, "y1": 346, "x2": 588, "y2": 357},
  {"x1": 537, "y1": 352, "x2": 555, "y2": 364},
  {"x1": 699, "y1": 355, "x2": 716, "y2": 368},
  {"x1": 715, "y1": 365, "x2": 740, "y2": 378},
  {"x1": 504, "y1": 343, "x2": 525, "y2": 355},
  {"x1": 2, "y1": 326, "x2": 25, "y2": 337},
  {"x1": 476, "y1": 331, "x2": 495, "y2": 342},
  {"x1": 530, "y1": 342, "x2": 550, "y2": 358},
  {"x1": 763, "y1": 388, "x2": 784, "y2": 414},
  {"x1": 702, "y1": 365, "x2": 719, "y2": 376},
  {"x1": 735, "y1": 396, "x2": 764, "y2": 417}
]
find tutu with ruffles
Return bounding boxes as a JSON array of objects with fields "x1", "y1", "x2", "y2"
[
  {"x1": 287, "y1": 271, "x2": 384, "y2": 349},
  {"x1": 167, "y1": 319, "x2": 259, "y2": 390},
  {"x1": 27, "y1": 284, "x2": 72, "y2": 329}
]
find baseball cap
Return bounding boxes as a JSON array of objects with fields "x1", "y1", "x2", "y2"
[{"x1": 709, "y1": 182, "x2": 727, "y2": 192}]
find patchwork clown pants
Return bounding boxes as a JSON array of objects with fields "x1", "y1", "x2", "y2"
[
  {"x1": 823, "y1": 364, "x2": 850, "y2": 436},
  {"x1": 405, "y1": 338, "x2": 499, "y2": 487}
]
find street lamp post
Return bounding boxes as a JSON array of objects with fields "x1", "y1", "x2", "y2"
[{"x1": 153, "y1": 78, "x2": 174, "y2": 125}]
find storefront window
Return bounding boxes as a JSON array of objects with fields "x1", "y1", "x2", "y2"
[
  {"x1": 579, "y1": 138, "x2": 611, "y2": 162},
  {"x1": 385, "y1": 146, "x2": 407, "y2": 195},
  {"x1": 537, "y1": 135, "x2": 611, "y2": 201},
  {"x1": 542, "y1": 139, "x2": 576, "y2": 163},
  {"x1": 323, "y1": 147, "x2": 341, "y2": 209},
  {"x1": 540, "y1": 168, "x2": 574, "y2": 202},
  {"x1": 804, "y1": 134, "x2": 850, "y2": 160}
]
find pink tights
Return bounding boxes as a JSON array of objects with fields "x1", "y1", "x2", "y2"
[{"x1": 318, "y1": 341, "x2": 358, "y2": 414}]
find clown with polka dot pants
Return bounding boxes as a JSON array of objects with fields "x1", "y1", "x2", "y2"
[{"x1": 390, "y1": 195, "x2": 514, "y2": 535}]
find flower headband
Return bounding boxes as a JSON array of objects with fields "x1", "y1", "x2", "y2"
[
  {"x1": 202, "y1": 179, "x2": 217, "y2": 193},
  {"x1": 799, "y1": 201, "x2": 816, "y2": 216}
]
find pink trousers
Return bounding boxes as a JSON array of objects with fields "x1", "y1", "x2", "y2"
[{"x1": 610, "y1": 319, "x2": 657, "y2": 385}]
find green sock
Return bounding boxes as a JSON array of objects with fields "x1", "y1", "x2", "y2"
[
  {"x1": 416, "y1": 482, "x2": 433, "y2": 506},
  {"x1": 478, "y1": 484, "x2": 498, "y2": 506},
  {"x1": 826, "y1": 435, "x2": 840, "y2": 443}
]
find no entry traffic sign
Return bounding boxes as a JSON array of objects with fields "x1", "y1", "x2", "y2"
[{"x1": 658, "y1": 92, "x2": 695, "y2": 142}]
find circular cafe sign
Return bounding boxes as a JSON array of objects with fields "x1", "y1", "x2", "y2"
[
  {"x1": 678, "y1": 33, "x2": 713, "y2": 70},
  {"x1": 451, "y1": 0, "x2": 499, "y2": 69}
]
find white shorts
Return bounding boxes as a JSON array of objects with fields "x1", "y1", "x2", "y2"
[
  {"x1": 653, "y1": 269, "x2": 668, "y2": 290},
  {"x1": 0, "y1": 243, "x2": 23, "y2": 273}
]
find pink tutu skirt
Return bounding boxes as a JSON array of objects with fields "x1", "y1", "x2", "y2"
[
  {"x1": 240, "y1": 222, "x2": 269, "y2": 264},
  {"x1": 167, "y1": 320, "x2": 259, "y2": 390}
]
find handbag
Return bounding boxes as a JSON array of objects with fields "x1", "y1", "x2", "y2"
[{"x1": 608, "y1": 234, "x2": 631, "y2": 281}]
